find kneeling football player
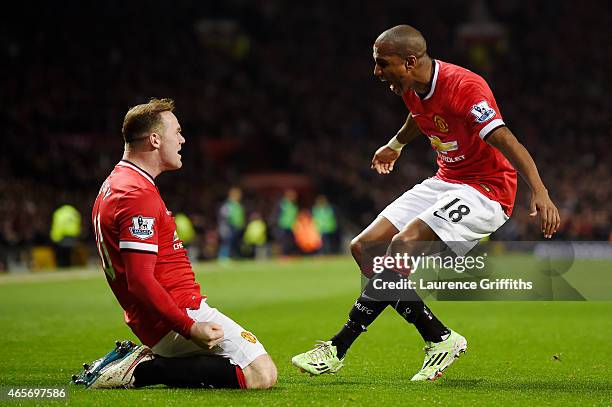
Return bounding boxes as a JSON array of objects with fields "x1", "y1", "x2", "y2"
[{"x1": 74, "y1": 98, "x2": 276, "y2": 390}]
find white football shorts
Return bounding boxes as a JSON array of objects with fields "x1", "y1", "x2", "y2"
[
  {"x1": 151, "y1": 299, "x2": 267, "y2": 369},
  {"x1": 379, "y1": 177, "x2": 509, "y2": 255}
]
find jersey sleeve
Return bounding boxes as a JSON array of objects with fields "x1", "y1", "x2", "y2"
[
  {"x1": 122, "y1": 250, "x2": 195, "y2": 338},
  {"x1": 115, "y1": 188, "x2": 162, "y2": 254},
  {"x1": 457, "y1": 78, "x2": 506, "y2": 140}
]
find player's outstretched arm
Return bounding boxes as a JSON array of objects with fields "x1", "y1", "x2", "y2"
[
  {"x1": 486, "y1": 126, "x2": 561, "y2": 238},
  {"x1": 371, "y1": 113, "x2": 422, "y2": 175}
]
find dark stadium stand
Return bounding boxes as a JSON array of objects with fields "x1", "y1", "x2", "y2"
[{"x1": 1, "y1": 0, "x2": 610, "y2": 269}]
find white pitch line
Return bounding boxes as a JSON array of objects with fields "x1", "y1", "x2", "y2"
[{"x1": 0, "y1": 269, "x2": 103, "y2": 285}]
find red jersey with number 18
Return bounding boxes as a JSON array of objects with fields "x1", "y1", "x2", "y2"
[
  {"x1": 91, "y1": 160, "x2": 202, "y2": 346},
  {"x1": 402, "y1": 59, "x2": 517, "y2": 215}
]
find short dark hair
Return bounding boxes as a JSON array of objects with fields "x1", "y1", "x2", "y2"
[{"x1": 122, "y1": 98, "x2": 175, "y2": 143}]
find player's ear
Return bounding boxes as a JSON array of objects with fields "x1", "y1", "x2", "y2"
[
  {"x1": 149, "y1": 132, "x2": 162, "y2": 149},
  {"x1": 404, "y1": 55, "x2": 417, "y2": 71}
]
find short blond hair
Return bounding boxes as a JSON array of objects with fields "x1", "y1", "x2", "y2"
[{"x1": 122, "y1": 98, "x2": 175, "y2": 143}]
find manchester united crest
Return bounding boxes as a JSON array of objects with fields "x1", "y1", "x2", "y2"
[
  {"x1": 241, "y1": 331, "x2": 257, "y2": 344},
  {"x1": 433, "y1": 115, "x2": 449, "y2": 133}
]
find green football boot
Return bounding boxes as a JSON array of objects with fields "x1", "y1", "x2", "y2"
[
  {"x1": 291, "y1": 341, "x2": 344, "y2": 375},
  {"x1": 411, "y1": 330, "x2": 467, "y2": 381}
]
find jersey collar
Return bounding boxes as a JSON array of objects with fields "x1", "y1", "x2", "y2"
[
  {"x1": 117, "y1": 160, "x2": 156, "y2": 186},
  {"x1": 421, "y1": 59, "x2": 439, "y2": 101}
]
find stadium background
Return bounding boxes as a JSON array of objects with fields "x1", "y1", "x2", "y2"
[{"x1": 1, "y1": 0, "x2": 610, "y2": 268}]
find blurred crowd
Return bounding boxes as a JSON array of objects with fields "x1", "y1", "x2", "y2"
[
  {"x1": 41, "y1": 188, "x2": 339, "y2": 270},
  {"x1": 1, "y1": 0, "x2": 610, "y2": 270},
  {"x1": 215, "y1": 188, "x2": 339, "y2": 260}
]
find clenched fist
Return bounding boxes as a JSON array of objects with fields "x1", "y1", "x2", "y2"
[{"x1": 189, "y1": 321, "x2": 224, "y2": 349}]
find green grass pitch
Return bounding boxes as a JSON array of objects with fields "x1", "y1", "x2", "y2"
[{"x1": 0, "y1": 256, "x2": 610, "y2": 406}]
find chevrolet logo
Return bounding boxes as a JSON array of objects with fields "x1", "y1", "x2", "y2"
[{"x1": 428, "y1": 136, "x2": 458, "y2": 154}]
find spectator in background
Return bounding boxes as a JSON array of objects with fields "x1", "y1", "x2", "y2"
[
  {"x1": 50, "y1": 204, "x2": 81, "y2": 267},
  {"x1": 218, "y1": 187, "x2": 245, "y2": 260},
  {"x1": 312, "y1": 195, "x2": 338, "y2": 255},
  {"x1": 274, "y1": 189, "x2": 298, "y2": 255},
  {"x1": 175, "y1": 212, "x2": 197, "y2": 262},
  {"x1": 242, "y1": 212, "x2": 268, "y2": 260},
  {"x1": 293, "y1": 209, "x2": 322, "y2": 255}
]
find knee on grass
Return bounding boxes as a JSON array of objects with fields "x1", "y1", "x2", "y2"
[{"x1": 244, "y1": 355, "x2": 277, "y2": 389}]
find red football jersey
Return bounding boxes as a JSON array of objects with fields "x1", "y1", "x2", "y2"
[
  {"x1": 402, "y1": 60, "x2": 517, "y2": 215},
  {"x1": 92, "y1": 160, "x2": 202, "y2": 346}
]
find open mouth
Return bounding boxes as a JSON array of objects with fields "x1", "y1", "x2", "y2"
[{"x1": 380, "y1": 77, "x2": 397, "y2": 92}]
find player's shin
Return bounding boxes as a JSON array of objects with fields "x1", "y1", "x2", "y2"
[
  {"x1": 393, "y1": 300, "x2": 450, "y2": 343},
  {"x1": 133, "y1": 355, "x2": 246, "y2": 389},
  {"x1": 331, "y1": 297, "x2": 387, "y2": 359},
  {"x1": 383, "y1": 239, "x2": 450, "y2": 343},
  {"x1": 330, "y1": 269, "x2": 406, "y2": 358}
]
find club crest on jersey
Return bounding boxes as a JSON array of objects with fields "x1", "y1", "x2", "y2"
[
  {"x1": 428, "y1": 135, "x2": 458, "y2": 154},
  {"x1": 129, "y1": 216, "x2": 155, "y2": 240},
  {"x1": 470, "y1": 100, "x2": 496, "y2": 123},
  {"x1": 433, "y1": 115, "x2": 449, "y2": 133},
  {"x1": 241, "y1": 331, "x2": 258, "y2": 344}
]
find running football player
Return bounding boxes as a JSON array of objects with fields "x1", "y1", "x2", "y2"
[{"x1": 292, "y1": 25, "x2": 560, "y2": 381}]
